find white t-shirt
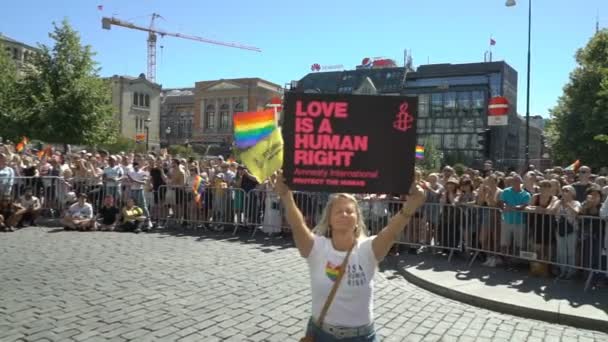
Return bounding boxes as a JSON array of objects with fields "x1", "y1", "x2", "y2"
[
  {"x1": 307, "y1": 235, "x2": 378, "y2": 327},
  {"x1": 128, "y1": 169, "x2": 149, "y2": 190},
  {"x1": 103, "y1": 165, "x2": 123, "y2": 186},
  {"x1": 19, "y1": 196, "x2": 41, "y2": 209},
  {"x1": 68, "y1": 202, "x2": 93, "y2": 219}
]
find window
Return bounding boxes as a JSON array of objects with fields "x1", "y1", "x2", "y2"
[
  {"x1": 139, "y1": 93, "x2": 144, "y2": 107},
  {"x1": 219, "y1": 104, "x2": 230, "y2": 129},
  {"x1": 443, "y1": 134, "x2": 456, "y2": 149},
  {"x1": 144, "y1": 94, "x2": 150, "y2": 107},
  {"x1": 205, "y1": 104, "x2": 216, "y2": 129},
  {"x1": 418, "y1": 94, "x2": 429, "y2": 118},
  {"x1": 431, "y1": 93, "x2": 443, "y2": 116},
  {"x1": 457, "y1": 92, "x2": 471, "y2": 117},
  {"x1": 457, "y1": 134, "x2": 470, "y2": 149},
  {"x1": 417, "y1": 119, "x2": 426, "y2": 130},
  {"x1": 133, "y1": 92, "x2": 139, "y2": 106},
  {"x1": 444, "y1": 92, "x2": 456, "y2": 116},
  {"x1": 472, "y1": 91, "x2": 484, "y2": 116},
  {"x1": 13, "y1": 48, "x2": 18, "y2": 60},
  {"x1": 233, "y1": 102, "x2": 243, "y2": 114}
]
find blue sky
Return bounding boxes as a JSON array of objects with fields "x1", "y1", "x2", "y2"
[{"x1": 2, "y1": 0, "x2": 607, "y2": 117}]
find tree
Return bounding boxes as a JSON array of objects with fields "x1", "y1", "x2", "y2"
[
  {"x1": 548, "y1": 29, "x2": 608, "y2": 169},
  {"x1": 21, "y1": 19, "x2": 116, "y2": 147},
  {"x1": 417, "y1": 136, "x2": 442, "y2": 172},
  {"x1": 0, "y1": 42, "x2": 25, "y2": 141}
]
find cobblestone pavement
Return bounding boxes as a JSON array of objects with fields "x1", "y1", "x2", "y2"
[{"x1": 0, "y1": 227, "x2": 606, "y2": 342}]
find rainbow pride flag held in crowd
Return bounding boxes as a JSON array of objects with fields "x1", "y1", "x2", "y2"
[
  {"x1": 192, "y1": 175, "x2": 206, "y2": 205},
  {"x1": 415, "y1": 145, "x2": 424, "y2": 160},
  {"x1": 37, "y1": 145, "x2": 53, "y2": 159},
  {"x1": 233, "y1": 109, "x2": 275, "y2": 149},
  {"x1": 565, "y1": 160, "x2": 581, "y2": 172},
  {"x1": 15, "y1": 137, "x2": 28, "y2": 153}
]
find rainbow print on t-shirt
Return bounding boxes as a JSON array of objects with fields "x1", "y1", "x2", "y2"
[{"x1": 325, "y1": 262, "x2": 341, "y2": 282}]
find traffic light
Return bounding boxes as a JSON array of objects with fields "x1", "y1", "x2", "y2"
[{"x1": 477, "y1": 129, "x2": 492, "y2": 158}]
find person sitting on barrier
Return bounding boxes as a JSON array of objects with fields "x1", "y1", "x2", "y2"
[
  {"x1": 62, "y1": 193, "x2": 95, "y2": 231},
  {"x1": 121, "y1": 197, "x2": 146, "y2": 233},
  {"x1": 272, "y1": 171, "x2": 425, "y2": 341},
  {"x1": 499, "y1": 175, "x2": 531, "y2": 258},
  {"x1": 12, "y1": 187, "x2": 42, "y2": 228},
  {"x1": 96, "y1": 195, "x2": 120, "y2": 231}
]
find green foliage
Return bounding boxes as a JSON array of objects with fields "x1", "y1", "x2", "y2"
[
  {"x1": 0, "y1": 42, "x2": 26, "y2": 141},
  {"x1": 100, "y1": 136, "x2": 136, "y2": 154},
  {"x1": 168, "y1": 145, "x2": 199, "y2": 159},
  {"x1": 418, "y1": 137, "x2": 442, "y2": 172},
  {"x1": 594, "y1": 134, "x2": 608, "y2": 144},
  {"x1": 548, "y1": 29, "x2": 608, "y2": 169},
  {"x1": 19, "y1": 19, "x2": 117, "y2": 146},
  {"x1": 453, "y1": 163, "x2": 466, "y2": 176}
]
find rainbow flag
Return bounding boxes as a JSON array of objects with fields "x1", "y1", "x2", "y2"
[
  {"x1": 564, "y1": 160, "x2": 580, "y2": 172},
  {"x1": 192, "y1": 175, "x2": 206, "y2": 205},
  {"x1": 233, "y1": 109, "x2": 275, "y2": 149},
  {"x1": 15, "y1": 137, "x2": 28, "y2": 153},
  {"x1": 37, "y1": 145, "x2": 53, "y2": 159},
  {"x1": 415, "y1": 145, "x2": 424, "y2": 160}
]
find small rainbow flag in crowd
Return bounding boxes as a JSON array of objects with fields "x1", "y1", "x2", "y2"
[
  {"x1": 15, "y1": 137, "x2": 28, "y2": 153},
  {"x1": 233, "y1": 109, "x2": 275, "y2": 149},
  {"x1": 564, "y1": 160, "x2": 580, "y2": 172},
  {"x1": 415, "y1": 145, "x2": 425, "y2": 160},
  {"x1": 37, "y1": 145, "x2": 53, "y2": 159},
  {"x1": 192, "y1": 175, "x2": 206, "y2": 205}
]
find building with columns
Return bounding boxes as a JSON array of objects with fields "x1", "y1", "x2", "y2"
[
  {"x1": 193, "y1": 78, "x2": 283, "y2": 145},
  {"x1": 109, "y1": 74, "x2": 161, "y2": 150}
]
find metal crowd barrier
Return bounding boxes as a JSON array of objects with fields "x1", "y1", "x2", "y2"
[
  {"x1": 154, "y1": 185, "x2": 247, "y2": 233},
  {"x1": 4, "y1": 179, "x2": 607, "y2": 289},
  {"x1": 9, "y1": 176, "x2": 68, "y2": 217},
  {"x1": 461, "y1": 206, "x2": 607, "y2": 290}
]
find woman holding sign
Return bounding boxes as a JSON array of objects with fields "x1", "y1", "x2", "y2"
[{"x1": 272, "y1": 171, "x2": 425, "y2": 342}]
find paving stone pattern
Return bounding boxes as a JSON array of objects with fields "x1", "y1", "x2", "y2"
[{"x1": 0, "y1": 227, "x2": 606, "y2": 342}]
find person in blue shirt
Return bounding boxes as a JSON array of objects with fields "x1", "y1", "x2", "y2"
[{"x1": 500, "y1": 175, "x2": 531, "y2": 256}]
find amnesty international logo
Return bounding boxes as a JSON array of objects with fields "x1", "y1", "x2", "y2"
[{"x1": 393, "y1": 102, "x2": 414, "y2": 132}]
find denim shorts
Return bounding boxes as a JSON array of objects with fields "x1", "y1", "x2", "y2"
[{"x1": 305, "y1": 318, "x2": 379, "y2": 342}]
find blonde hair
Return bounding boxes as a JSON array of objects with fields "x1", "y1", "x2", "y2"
[{"x1": 312, "y1": 193, "x2": 368, "y2": 238}]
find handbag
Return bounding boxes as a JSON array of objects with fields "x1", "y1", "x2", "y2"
[{"x1": 300, "y1": 244, "x2": 354, "y2": 342}]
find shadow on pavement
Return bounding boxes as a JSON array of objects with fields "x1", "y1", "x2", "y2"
[{"x1": 397, "y1": 251, "x2": 608, "y2": 315}]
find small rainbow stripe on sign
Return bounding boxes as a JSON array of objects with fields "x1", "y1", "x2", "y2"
[{"x1": 415, "y1": 145, "x2": 424, "y2": 160}]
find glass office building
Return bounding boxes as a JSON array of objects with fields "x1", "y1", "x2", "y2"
[{"x1": 294, "y1": 61, "x2": 538, "y2": 169}]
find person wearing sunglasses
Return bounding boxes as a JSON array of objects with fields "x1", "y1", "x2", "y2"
[{"x1": 573, "y1": 166, "x2": 593, "y2": 203}]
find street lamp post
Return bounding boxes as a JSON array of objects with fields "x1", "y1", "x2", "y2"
[
  {"x1": 506, "y1": 0, "x2": 532, "y2": 170},
  {"x1": 144, "y1": 118, "x2": 151, "y2": 151},
  {"x1": 165, "y1": 126, "x2": 172, "y2": 147}
]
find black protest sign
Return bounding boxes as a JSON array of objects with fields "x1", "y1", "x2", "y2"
[{"x1": 282, "y1": 92, "x2": 418, "y2": 194}]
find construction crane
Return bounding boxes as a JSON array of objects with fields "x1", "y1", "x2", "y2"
[{"x1": 102, "y1": 13, "x2": 261, "y2": 83}]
